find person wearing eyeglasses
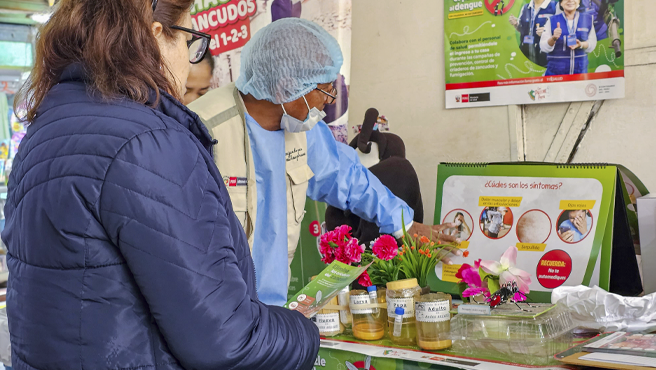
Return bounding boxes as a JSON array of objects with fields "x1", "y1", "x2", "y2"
[
  {"x1": 188, "y1": 18, "x2": 462, "y2": 308},
  {"x1": 2, "y1": 1, "x2": 320, "y2": 370}
]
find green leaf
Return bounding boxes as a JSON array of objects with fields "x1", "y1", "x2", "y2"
[{"x1": 487, "y1": 278, "x2": 500, "y2": 295}]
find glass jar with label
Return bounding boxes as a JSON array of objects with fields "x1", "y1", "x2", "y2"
[
  {"x1": 310, "y1": 276, "x2": 344, "y2": 337},
  {"x1": 415, "y1": 293, "x2": 452, "y2": 350},
  {"x1": 350, "y1": 289, "x2": 385, "y2": 340},
  {"x1": 386, "y1": 278, "x2": 421, "y2": 346}
]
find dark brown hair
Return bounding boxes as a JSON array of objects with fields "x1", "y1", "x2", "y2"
[{"x1": 16, "y1": 0, "x2": 194, "y2": 122}]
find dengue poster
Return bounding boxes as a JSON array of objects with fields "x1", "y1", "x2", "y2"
[
  {"x1": 434, "y1": 174, "x2": 607, "y2": 296},
  {"x1": 191, "y1": 0, "x2": 352, "y2": 142},
  {"x1": 444, "y1": 0, "x2": 625, "y2": 109}
]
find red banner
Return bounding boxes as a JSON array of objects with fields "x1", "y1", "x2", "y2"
[
  {"x1": 446, "y1": 70, "x2": 625, "y2": 91},
  {"x1": 191, "y1": 0, "x2": 257, "y2": 55}
]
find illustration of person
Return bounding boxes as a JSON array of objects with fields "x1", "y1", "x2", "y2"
[
  {"x1": 540, "y1": 0, "x2": 597, "y2": 76},
  {"x1": 487, "y1": 207, "x2": 503, "y2": 238},
  {"x1": 509, "y1": 0, "x2": 559, "y2": 67},
  {"x1": 448, "y1": 212, "x2": 472, "y2": 240},
  {"x1": 558, "y1": 209, "x2": 592, "y2": 243}
]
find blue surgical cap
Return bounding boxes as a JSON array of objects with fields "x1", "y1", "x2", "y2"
[{"x1": 236, "y1": 18, "x2": 344, "y2": 104}]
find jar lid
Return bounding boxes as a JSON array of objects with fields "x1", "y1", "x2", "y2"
[{"x1": 387, "y1": 278, "x2": 418, "y2": 291}]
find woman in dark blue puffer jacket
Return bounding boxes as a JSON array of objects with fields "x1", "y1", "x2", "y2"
[{"x1": 1, "y1": 0, "x2": 319, "y2": 369}]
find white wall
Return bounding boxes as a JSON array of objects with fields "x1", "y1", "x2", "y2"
[
  {"x1": 350, "y1": 0, "x2": 514, "y2": 223},
  {"x1": 350, "y1": 0, "x2": 656, "y2": 223}
]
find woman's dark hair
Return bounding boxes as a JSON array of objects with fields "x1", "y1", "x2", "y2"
[{"x1": 16, "y1": 0, "x2": 194, "y2": 122}]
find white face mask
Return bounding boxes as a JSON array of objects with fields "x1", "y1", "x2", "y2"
[
  {"x1": 280, "y1": 95, "x2": 326, "y2": 133},
  {"x1": 455, "y1": 220, "x2": 462, "y2": 226}
]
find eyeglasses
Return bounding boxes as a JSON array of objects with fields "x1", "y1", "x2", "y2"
[
  {"x1": 315, "y1": 85, "x2": 337, "y2": 104},
  {"x1": 152, "y1": 1, "x2": 211, "y2": 64},
  {"x1": 170, "y1": 26, "x2": 212, "y2": 64}
]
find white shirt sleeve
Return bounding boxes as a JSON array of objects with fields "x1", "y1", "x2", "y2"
[
  {"x1": 585, "y1": 16, "x2": 597, "y2": 53},
  {"x1": 540, "y1": 18, "x2": 555, "y2": 53}
]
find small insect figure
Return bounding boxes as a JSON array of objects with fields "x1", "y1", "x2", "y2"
[
  {"x1": 487, "y1": 281, "x2": 535, "y2": 311},
  {"x1": 345, "y1": 355, "x2": 374, "y2": 370}
]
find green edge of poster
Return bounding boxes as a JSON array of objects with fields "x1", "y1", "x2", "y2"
[{"x1": 288, "y1": 199, "x2": 329, "y2": 300}]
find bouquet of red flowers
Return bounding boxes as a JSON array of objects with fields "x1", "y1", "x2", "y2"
[{"x1": 318, "y1": 225, "x2": 371, "y2": 286}]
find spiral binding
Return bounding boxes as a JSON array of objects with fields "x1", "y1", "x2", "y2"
[
  {"x1": 555, "y1": 163, "x2": 608, "y2": 169},
  {"x1": 441, "y1": 162, "x2": 608, "y2": 169},
  {"x1": 442, "y1": 162, "x2": 488, "y2": 167}
]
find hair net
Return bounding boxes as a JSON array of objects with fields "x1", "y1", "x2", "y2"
[{"x1": 236, "y1": 18, "x2": 343, "y2": 104}]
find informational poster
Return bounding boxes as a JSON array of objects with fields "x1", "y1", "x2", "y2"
[
  {"x1": 431, "y1": 163, "x2": 645, "y2": 302},
  {"x1": 444, "y1": 0, "x2": 625, "y2": 109},
  {"x1": 191, "y1": 0, "x2": 352, "y2": 140}
]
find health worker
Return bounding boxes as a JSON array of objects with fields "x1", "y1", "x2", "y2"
[
  {"x1": 189, "y1": 18, "x2": 461, "y2": 306},
  {"x1": 540, "y1": 0, "x2": 597, "y2": 76},
  {"x1": 509, "y1": 0, "x2": 559, "y2": 67}
]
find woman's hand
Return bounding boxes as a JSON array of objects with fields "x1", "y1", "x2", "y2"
[
  {"x1": 536, "y1": 25, "x2": 545, "y2": 37},
  {"x1": 509, "y1": 15, "x2": 519, "y2": 27},
  {"x1": 559, "y1": 229, "x2": 575, "y2": 242},
  {"x1": 573, "y1": 214, "x2": 588, "y2": 235},
  {"x1": 548, "y1": 22, "x2": 562, "y2": 47}
]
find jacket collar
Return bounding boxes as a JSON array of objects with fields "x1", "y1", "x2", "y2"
[{"x1": 58, "y1": 63, "x2": 216, "y2": 153}]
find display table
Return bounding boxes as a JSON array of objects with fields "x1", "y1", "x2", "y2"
[{"x1": 318, "y1": 336, "x2": 573, "y2": 370}]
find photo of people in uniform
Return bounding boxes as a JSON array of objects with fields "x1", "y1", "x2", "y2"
[{"x1": 509, "y1": 0, "x2": 622, "y2": 75}]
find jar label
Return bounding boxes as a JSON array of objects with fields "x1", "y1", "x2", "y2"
[
  {"x1": 415, "y1": 301, "x2": 450, "y2": 322},
  {"x1": 387, "y1": 297, "x2": 414, "y2": 318},
  {"x1": 350, "y1": 295, "x2": 373, "y2": 314},
  {"x1": 315, "y1": 313, "x2": 341, "y2": 333}
]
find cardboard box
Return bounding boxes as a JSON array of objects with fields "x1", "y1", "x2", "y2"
[{"x1": 637, "y1": 194, "x2": 656, "y2": 294}]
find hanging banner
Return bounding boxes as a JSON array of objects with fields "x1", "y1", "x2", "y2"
[{"x1": 444, "y1": 0, "x2": 625, "y2": 109}]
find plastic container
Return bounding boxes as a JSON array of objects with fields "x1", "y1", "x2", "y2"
[
  {"x1": 350, "y1": 289, "x2": 386, "y2": 340},
  {"x1": 449, "y1": 304, "x2": 575, "y2": 365},
  {"x1": 392, "y1": 307, "x2": 404, "y2": 338},
  {"x1": 386, "y1": 278, "x2": 421, "y2": 346},
  {"x1": 337, "y1": 286, "x2": 352, "y2": 334},
  {"x1": 415, "y1": 293, "x2": 452, "y2": 350}
]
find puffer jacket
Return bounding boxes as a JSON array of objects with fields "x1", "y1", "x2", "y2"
[{"x1": 2, "y1": 63, "x2": 319, "y2": 370}]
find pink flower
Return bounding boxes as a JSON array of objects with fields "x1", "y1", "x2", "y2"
[
  {"x1": 344, "y1": 238, "x2": 364, "y2": 264},
  {"x1": 371, "y1": 235, "x2": 398, "y2": 261},
  {"x1": 334, "y1": 225, "x2": 353, "y2": 245},
  {"x1": 334, "y1": 245, "x2": 349, "y2": 264},
  {"x1": 358, "y1": 270, "x2": 373, "y2": 287},
  {"x1": 319, "y1": 243, "x2": 335, "y2": 264},
  {"x1": 457, "y1": 259, "x2": 490, "y2": 298},
  {"x1": 480, "y1": 246, "x2": 532, "y2": 294}
]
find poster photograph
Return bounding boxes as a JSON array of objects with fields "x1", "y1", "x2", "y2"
[{"x1": 444, "y1": 0, "x2": 625, "y2": 108}]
